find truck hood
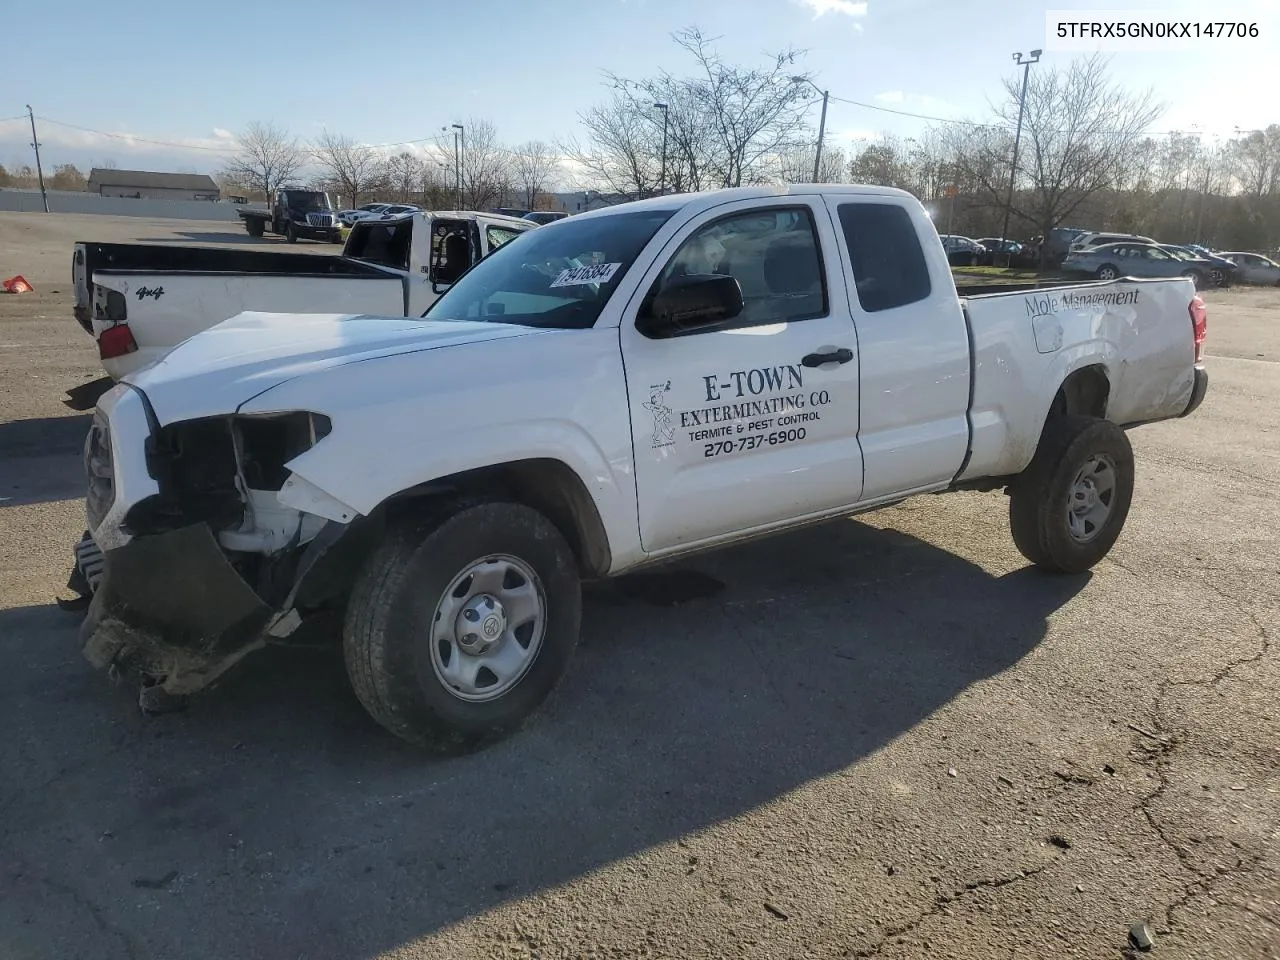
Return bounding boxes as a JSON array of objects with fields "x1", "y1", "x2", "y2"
[{"x1": 125, "y1": 311, "x2": 539, "y2": 425}]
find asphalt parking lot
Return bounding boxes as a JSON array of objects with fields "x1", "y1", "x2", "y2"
[{"x1": 1, "y1": 211, "x2": 1277, "y2": 960}]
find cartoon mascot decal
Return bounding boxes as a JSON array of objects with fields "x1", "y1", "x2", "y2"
[{"x1": 643, "y1": 381, "x2": 676, "y2": 448}]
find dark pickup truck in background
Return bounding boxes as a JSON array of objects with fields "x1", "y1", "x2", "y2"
[{"x1": 237, "y1": 189, "x2": 342, "y2": 244}]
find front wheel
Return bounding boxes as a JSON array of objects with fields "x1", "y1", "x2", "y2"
[
  {"x1": 343, "y1": 500, "x2": 582, "y2": 750},
  {"x1": 1008, "y1": 415, "x2": 1135, "y2": 573},
  {"x1": 246, "y1": 219, "x2": 264, "y2": 238}
]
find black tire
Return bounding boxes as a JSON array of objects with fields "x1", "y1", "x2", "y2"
[
  {"x1": 246, "y1": 219, "x2": 264, "y2": 238},
  {"x1": 1096, "y1": 264, "x2": 1118, "y2": 281},
  {"x1": 285, "y1": 222, "x2": 298, "y2": 244},
  {"x1": 343, "y1": 500, "x2": 582, "y2": 750},
  {"x1": 1008, "y1": 415, "x2": 1135, "y2": 573}
]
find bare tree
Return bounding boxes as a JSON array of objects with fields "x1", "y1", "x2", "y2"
[
  {"x1": 568, "y1": 27, "x2": 817, "y2": 197},
  {"x1": 1229, "y1": 125, "x2": 1280, "y2": 199},
  {"x1": 223, "y1": 121, "x2": 305, "y2": 202},
  {"x1": 779, "y1": 143, "x2": 845, "y2": 184},
  {"x1": 945, "y1": 54, "x2": 1161, "y2": 251},
  {"x1": 675, "y1": 28, "x2": 813, "y2": 187},
  {"x1": 437, "y1": 119, "x2": 512, "y2": 210},
  {"x1": 513, "y1": 141, "x2": 559, "y2": 210},
  {"x1": 561, "y1": 99, "x2": 661, "y2": 201},
  {"x1": 311, "y1": 131, "x2": 384, "y2": 208},
  {"x1": 384, "y1": 151, "x2": 426, "y2": 203}
]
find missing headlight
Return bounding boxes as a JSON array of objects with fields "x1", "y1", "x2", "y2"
[{"x1": 234, "y1": 412, "x2": 332, "y2": 491}]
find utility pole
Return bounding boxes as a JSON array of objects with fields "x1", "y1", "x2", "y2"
[
  {"x1": 792, "y1": 77, "x2": 829, "y2": 182},
  {"x1": 1000, "y1": 49, "x2": 1041, "y2": 256},
  {"x1": 452, "y1": 124, "x2": 465, "y2": 209},
  {"x1": 26, "y1": 105, "x2": 49, "y2": 213},
  {"x1": 654, "y1": 102, "x2": 669, "y2": 196}
]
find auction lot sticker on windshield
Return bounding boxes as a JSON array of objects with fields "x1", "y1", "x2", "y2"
[{"x1": 550, "y1": 263, "x2": 621, "y2": 287}]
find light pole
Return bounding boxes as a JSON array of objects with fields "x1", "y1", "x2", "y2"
[
  {"x1": 452, "y1": 123, "x2": 466, "y2": 208},
  {"x1": 654, "y1": 102, "x2": 669, "y2": 196},
  {"x1": 26, "y1": 105, "x2": 48, "y2": 213},
  {"x1": 792, "y1": 77, "x2": 829, "y2": 182},
  {"x1": 1000, "y1": 49, "x2": 1041, "y2": 253}
]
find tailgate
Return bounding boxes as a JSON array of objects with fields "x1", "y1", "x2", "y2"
[{"x1": 89, "y1": 271, "x2": 407, "y2": 355}]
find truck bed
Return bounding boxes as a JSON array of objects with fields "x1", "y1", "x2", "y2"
[
  {"x1": 957, "y1": 276, "x2": 1199, "y2": 482},
  {"x1": 73, "y1": 243, "x2": 392, "y2": 335}
]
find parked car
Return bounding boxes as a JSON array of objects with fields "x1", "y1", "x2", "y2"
[
  {"x1": 1160, "y1": 245, "x2": 1237, "y2": 288},
  {"x1": 1069, "y1": 231, "x2": 1156, "y2": 254},
  {"x1": 1217, "y1": 251, "x2": 1280, "y2": 286},
  {"x1": 976, "y1": 238, "x2": 1037, "y2": 268},
  {"x1": 938, "y1": 234, "x2": 987, "y2": 266},
  {"x1": 378, "y1": 204, "x2": 421, "y2": 220},
  {"x1": 1061, "y1": 241, "x2": 1216, "y2": 287},
  {"x1": 70, "y1": 212, "x2": 536, "y2": 379},
  {"x1": 523, "y1": 210, "x2": 569, "y2": 225},
  {"x1": 1031, "y1": 227, "x2": 1089, "y2": 268},
  {"x1": 72, "y1": 184, "x2": 1208, "y2": 749},
  {"x1": 336, "y1": 209, "x2": 377, "y2": 227}
]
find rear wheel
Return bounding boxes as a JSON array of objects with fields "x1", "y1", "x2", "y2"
[
  {"x1": 1008, "y1": 415, "x2": 1135, "y2": 573},
  {"x1": 1181, "y1": 268, "x2": 1204, "y2": 289},
  {"x1": 1096, "y1": 264, "x2": 1118, "y2": 281},
  {"x1": 246, "y1": 219, "x2": 264, "y2": 238},
  {"x1": 343, "y1": 500, "x2": 582, "y2": 751}
]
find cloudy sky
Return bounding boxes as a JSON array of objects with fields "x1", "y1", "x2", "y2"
[{"x1": 0, "y1": 0, "x2": 1275, "y2": 183}]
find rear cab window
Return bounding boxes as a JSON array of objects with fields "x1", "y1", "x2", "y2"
[
  {"x1": 485, "y1": 224, "x2": 526, "y2": 251},
  {"x1": 835, "y1": 202, "x2": 931, "y2": 313}
]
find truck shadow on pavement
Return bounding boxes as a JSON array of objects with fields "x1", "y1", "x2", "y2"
[
  {"x1": 0, "y1": 414, "x2": 90, "y2": 506},
  {"x1": 0, "y1": 518, "x2": 1090, "y2": 960}
]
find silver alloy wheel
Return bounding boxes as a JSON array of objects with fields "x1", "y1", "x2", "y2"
[
  {"x1": 429, "y1": 554, "x2": 547, "y2": 702},
  {"x1": 1066, "y1": 454, "x2": 1117, "y2": 543},
  {"x1": 1098, "y1": 266, "x2": 1117, "y2": 280}
]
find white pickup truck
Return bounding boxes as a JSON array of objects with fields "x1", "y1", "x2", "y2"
[
  {"x1": 72, "y1": 184, "x2": 1209, "y2": 750},
  {"x1": 70, "y1": 210, "x2": 534, "y2": 381}
]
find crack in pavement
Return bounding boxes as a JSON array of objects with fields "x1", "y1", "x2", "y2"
[
  {"x1": 16, "y1": 866, "x2": 142, "y2": 960},
  {"x1": 849, "y1": 861, "x2": 1055, "y2": 958},
  {"x1": 1128, "y1": 572, "x2": 1274, "y2": 936}
]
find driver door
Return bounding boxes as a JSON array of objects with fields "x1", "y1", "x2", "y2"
[{"x1": 619, "y1": 197, "x2": 864, "y2": 554}]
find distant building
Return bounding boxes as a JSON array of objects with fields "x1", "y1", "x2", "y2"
[{"x1": 87, "y1": 168, "x2": 220, "y2": 201}]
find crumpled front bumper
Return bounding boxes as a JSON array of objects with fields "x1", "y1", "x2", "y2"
[{"x1": 79, "y1": 524, "x2": 274, "y2": 694}]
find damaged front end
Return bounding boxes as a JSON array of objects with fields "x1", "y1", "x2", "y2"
[{"x1": 75, "y1": 398, "x2": 370, "y2": 698}]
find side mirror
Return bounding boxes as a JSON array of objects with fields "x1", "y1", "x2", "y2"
[{"x1": 637, "y1": 274, "x2": 744, "y2": 338}]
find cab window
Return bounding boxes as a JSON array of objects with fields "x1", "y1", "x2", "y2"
[{"x1": 650, "y1": 206, "x2": 827, "y2": 332}]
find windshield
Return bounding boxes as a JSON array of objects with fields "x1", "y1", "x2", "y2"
[
  {"x1": 286, "y1": 192, "x2": 329, "y2": 211},
  {"x1": 423, "y1": 208, "x2": 677, "y2": 329}
]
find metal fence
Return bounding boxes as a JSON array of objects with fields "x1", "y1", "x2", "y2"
[{"x1": 0, "y1": 188, "x2": 242, "y2": 221}]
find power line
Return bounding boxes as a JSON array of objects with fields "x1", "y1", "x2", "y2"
[
  {"x1": 827, "y1": 94, "x2": 1001, "y2": 129},
  {"x1": 821, "y1": 93, "x2": 1266, "y2": 139},
  {"x1": 34, "y1": 116, "x2": 236, "y2": 153}
]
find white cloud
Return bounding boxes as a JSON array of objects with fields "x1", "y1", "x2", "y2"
[
  {"x1": 798, "y1": 0, "x2": 868, "y2": 18},
  {"x1": 875, "y1": 91, "x2": 905, "y2": 104}
]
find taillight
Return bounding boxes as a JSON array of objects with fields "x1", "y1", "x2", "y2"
[
  {"x1": 98, "y1": 323, "x2": 139, "y2": 359},
  {"x1": 1189, "y1": 295, "x2": 1207, "y2": 364}
]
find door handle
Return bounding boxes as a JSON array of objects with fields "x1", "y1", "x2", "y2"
[{"x1": 801, "y1": 348, "x2": 853, "y2": 367}]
